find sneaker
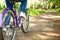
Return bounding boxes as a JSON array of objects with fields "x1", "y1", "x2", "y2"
[
  {"x1": 3, "y1": 28, "x2": 7, "y2": 31},
  {"x1": 20, "y1": 12, "x2": 26, "y2": 20},
  {"x1": 3, "y1": 25, "x2": 10, "y2": 31}
]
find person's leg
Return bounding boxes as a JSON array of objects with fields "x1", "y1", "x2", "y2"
[
  {"x1": 5, "y1": 0, "x2": 13, "y2": 8},
  {"x1": 18, "y1": 0, "x2": 27, "y2": 12},
  {"x1": 18, "y1": 0, "x2": 27, "y2": 18},
  {"x1": 5, "y1": 0, "x2": 13, "y2": 26},
  {"x1": 3, "y1": 0, "x2": 14, "y2": 30}
]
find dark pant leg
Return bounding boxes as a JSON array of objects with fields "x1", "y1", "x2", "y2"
[
  {"x1": 5, "y1": 0, "x2": 13, "y2": 26},
  {"x1": 18, "y1": 0, "x2": 27, "y2": 12},
  {"x1": 5, "y1": 0, "x2": 13, "y2": 8}
]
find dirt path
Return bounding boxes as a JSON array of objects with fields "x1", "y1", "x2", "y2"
[{"x1": 14, "y1": 11, "x2": 60, "y2": 40}]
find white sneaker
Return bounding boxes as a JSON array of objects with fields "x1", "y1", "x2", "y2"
[
  {"x1": 20, "y1": 12, "x2": 26, "y2": 20},
  {"x1": 3, "y1": 28, "x2": 7, "y2": 31}
]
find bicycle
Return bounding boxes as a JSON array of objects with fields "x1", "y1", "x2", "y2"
[{"x1": 0, "y1": 0, "x2": 29, "y2": 40}]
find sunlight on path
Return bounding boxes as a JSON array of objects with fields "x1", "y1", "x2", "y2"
[
  {"x1": 14, "y1": 12, "x2": 60, "y2": 40},
  {"x1": 41, "y1": 16, "x2": 60, "y2": 18}
]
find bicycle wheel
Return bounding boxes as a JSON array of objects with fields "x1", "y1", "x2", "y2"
[
  {"x1": 2, "y1": 8, "x2": 15, "y2": 40},
  {"x1": 21, "y1": 10, "x2": 29, "y2": 33}
]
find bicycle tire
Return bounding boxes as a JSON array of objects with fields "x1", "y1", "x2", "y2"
[
  {"x1": 1, "y1": 8, "x2": 15, "y2": 40},
  {"x1": 21, "y1": 10, "x2": 29, "y2": 33}
]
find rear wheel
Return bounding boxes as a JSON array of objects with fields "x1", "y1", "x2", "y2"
[
  {"x1": 21, "y1": 11, "x2": 29, "y2": 33},
  {"x1": 2, "y1": 9, "x2": 15, "y2": 40}
]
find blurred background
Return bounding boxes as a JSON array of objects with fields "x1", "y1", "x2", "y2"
[{"x1": 0, "y1": 0, "x2": 60, "y2": 16}]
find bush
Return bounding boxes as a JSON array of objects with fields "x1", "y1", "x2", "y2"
[{"x1": 56, "y1": 8, "x2": 60, "y2": 15}]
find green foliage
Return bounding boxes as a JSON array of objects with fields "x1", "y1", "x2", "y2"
[
  {"x1": 28, "y1": 9, "x2": 46, "y2": 16},
  {"x1": 56, "y1": 8, "x2": 60, "y2": 15},
  {"x1": 15, "y1": 3, "x2": 20, "y2": 9},
  {"x1": 0, "y1": 3, "x2": 6, "y2": 12},
  {"x1": 48, "y1": 0, "x2": 60, "y2": 9},
  {"x1": 0, "y1": 4, "x2": 2, "y2": 10}
]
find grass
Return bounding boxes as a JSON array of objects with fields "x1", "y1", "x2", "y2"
[{"x1": 28, "y1": 9, "x2": 46, "y2": 16}]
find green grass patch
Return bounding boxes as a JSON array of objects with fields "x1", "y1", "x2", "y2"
[{"x1": 28, "y1": 9, "x2": 46, "y2": 16}]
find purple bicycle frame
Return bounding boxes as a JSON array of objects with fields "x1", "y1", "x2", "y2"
[{"x1": 0, "y1": 7, "x2": 21, "y2": 28}]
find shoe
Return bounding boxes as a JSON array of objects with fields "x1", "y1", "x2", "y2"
[
  {"x1": 3, "y1": 28, "x2": 7, "y2": 31},
  {"x1": 3, "y1": 25, "x2": 10, "y2": 31},
  {"x1": 20, "y1": 12, "x2": 26, "y2": 20}
]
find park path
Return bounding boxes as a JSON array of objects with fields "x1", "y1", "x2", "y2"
[{"x1": 14, "y1": 10, "x2": 60, "y2": 40}]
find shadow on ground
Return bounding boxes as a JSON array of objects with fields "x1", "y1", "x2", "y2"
[{"x1": 14, "y1": 11, "x2": 60, "y2": 40}]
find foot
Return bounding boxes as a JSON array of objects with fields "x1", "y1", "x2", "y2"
[
  {"x1": 3, "y1": 25, "x2": 10, "y2": 31},
  {"x1": 20, "y1": 12, "x2": 26, "y2": 20},
  {"x1": 3, "y1": 28, "x2": 7, "y2": 31}
]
